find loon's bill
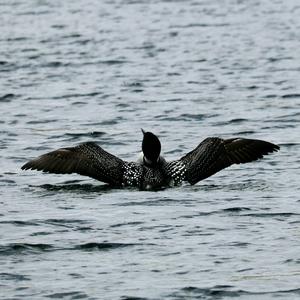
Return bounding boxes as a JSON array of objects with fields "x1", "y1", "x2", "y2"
[{"x1": 21, "y1": 131, "x2": 280, "y2": 189}]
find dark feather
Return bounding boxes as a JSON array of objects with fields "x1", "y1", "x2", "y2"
[
  {"x1": 166, "y1": 137, "x2": 280, "y2": 185},
  {"x1": 21, "y1": 142, "x2": 125, "y2": 185}
]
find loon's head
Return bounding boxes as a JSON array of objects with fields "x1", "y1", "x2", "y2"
[{"x1": 141, "y1": 129, "x2": 161, "y2": 166}]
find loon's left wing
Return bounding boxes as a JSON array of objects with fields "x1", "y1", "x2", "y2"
[
  {"x1": 21, "y1": 142, "x2": 127, "y2": 186},
  {"x1": 165, "y1": 137, "x2": 279, "y2": 185}
]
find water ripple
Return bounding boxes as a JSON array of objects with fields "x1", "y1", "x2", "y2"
[
  {"x1": 0, "y1": 243, "x2": 54, "y2": 255},
  {"x1": 1, "y1": 0, "x2": 299, "y2": 298},
  {"x1": 169, "y1": 286, "x2": 300, "y2": 299}
]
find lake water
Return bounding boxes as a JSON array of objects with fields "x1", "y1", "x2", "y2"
[{"x1": 1, "y1": 0, "x2": 300, "y2": 299}]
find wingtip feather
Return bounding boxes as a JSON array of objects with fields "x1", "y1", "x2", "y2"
[{"x1": 21, "y1": 162, "x2": 33, "y2": 170}]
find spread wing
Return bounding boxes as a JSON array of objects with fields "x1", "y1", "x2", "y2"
[
  {"x1": 21, "y1": 142, "x2": 126, "y2": 185},
  {"x1": 165, "y1": 137, "x2": 280, "y2": 185}
]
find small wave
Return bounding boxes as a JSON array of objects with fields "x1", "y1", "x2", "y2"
[
  {"x1": 0, "y1": 242, "x2": 148, "y2": 256},
  {"x1": 0, "y1": 93, "x2": 15, "y2": 102},
  {"x1": 167, "y1": 72, "x2": 181, "y2": 76},
  {"x1": 30, "y1": 231, "x2": 52, "y2": 237},
  {"x1": 74, "y1": 242, "x2": 137, "y2": 251},
  {"x1": 172, "y1": 286, "x2": 300, "y2": 298},
  {"x1": 122, "y1": 82, "x2": 143, "y2": 87},
  {"x1": 17, "y1": 10, "x2": 51, "y2": 16},
  {"x1": 26, "y1": 119, "x2": 57, "y2": 124},
  {"x1": 43, "y1": 218, "x2": 89, "y2": 227},
  {"x1": 282, "y1": 93, "x2": 300, "y2": 99},
  {"x1": 0, "y1": 178, "x2": 16, "y2": 185},
  {"x1": 228, "y1": 118, "x2": 248, "y2": 124},
  {"x1": 246, "y1": 85, "x2": 258, "y2": 90},
  {"x1": 200, "y1": 181, "x2": 269, "y2": 191},
  {"x1": 279, "y1": 142, "x2": 300, "y2": 148},
  {"x1": 42, "y1": 61, "x2": 70, "y2": 68},
  {"x1": 61, "y1": 33, "x2": 82, "y2": 39},
  {"x1": 226, "y1": 242, "x2": 251, "y2": 247},
  {"x1": 171, "y1": 22, "x2": 230, "y2": 28},
  {"x1": 64, "y1": 131, "x2": 105, "y2": 138},
  {"x1": 120, "y1": 297, "x2": 150, "y2": 300},
  {"x1": 116, "y1": 197, "x2": 173, "y2": 207},
  {"x1": 178, "y1": 113, "x2": 208, "y2": 121},
  {"x1": 212, "y1": 119, "x2": 249, "y2": 126},
  {"x1": 243, "y1": 212, "x2": 300, "y2": 218},
  {"x1": 222, "y1": 207, "x2": 251, "y2": 213},
  {"x1": 46, "y1": 291, "x2": 88, "y2": 299},
  {"x1": 70, "y1": 38, "x2": 93, "y2": 45},
  {"x1": 264, "y1": 93, "x2": 279, "y2": 99},
  {"x1": 51, "y1": 92, "x2": 102, "y2": 100},
  {"x1": 110, "y1": 221, "x2": 144, "y2": 228},
  {"x1": 24, "y1": 145, "x2": 51, "y2": 151},
  {"x1": 131, "y1": 88, "x2": 144, "y2": 93},
  {"x1": 267, "y1": 56, "x2": 292, "y2": 62},
  {"x1": 51, "y1": 24, "x2": 66, "y2": 29},
  {"x1": 98, "y1": 59, "x2": 128, "y2": 65},
  {"x1": 0, "y1": 220, "x2": 38, "y2": 226},
  {"x1": 173, "y1": 285, "x2": 245, "y2": 298},
  {"x1": 6, "y1": 36, "x2": 29, "y2": 42},
  {"x1": 235, "y1": 130, "x2": 255, "y2": 135},
  {"x1": 45, "y1": 131, "x2": 106, "y2": 141},
  {"x1": 0, "y1": 272, "x2": 30, "y2": 281},
  {"x1": 99, "y1": 119, "x2": 121, "y2": 125},
  {"x1": 180, "y1": 207, "x2": 252, "y2": 218},
  {"x1": 155, "y1": 113, "x2": 216, "y2": 122},
  {"x1": 0, "y1": 243, "x2": 53, "y2": 255},
  {"x1": 274, "y1": 112, "x2": 300, "y2": 120}
]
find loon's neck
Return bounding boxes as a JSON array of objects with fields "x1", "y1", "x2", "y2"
[
  {"x1": 137, "y1": 152, "x2": 164, "y2": 167},
  {"x1": 143, "y1": 155, "x2": 157, "y2": 166}
]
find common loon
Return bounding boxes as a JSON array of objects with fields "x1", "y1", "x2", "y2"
[{"x1": 21, "y1": 130, "x2": 279, "y2": 190}]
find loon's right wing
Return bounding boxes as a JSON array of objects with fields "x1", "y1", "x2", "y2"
[
  {"x1": 21, "y1": 142, "x2": 127, "y2": 186},
  {"x1": 165, "y1": 137, "x2": 279, "y2": 185}
]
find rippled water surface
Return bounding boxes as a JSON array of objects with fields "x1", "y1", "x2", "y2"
[{"x1": 1, "y1": 0, "x2": 300, "y2": 299}]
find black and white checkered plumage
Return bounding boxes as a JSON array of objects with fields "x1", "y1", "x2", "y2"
[{"x1": 21, "y1": 131, "x2": 279, "y2": 190}]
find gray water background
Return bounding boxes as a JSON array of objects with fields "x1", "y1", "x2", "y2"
[{"x1": 1, "y1": 0, "x2": 300, "y2": 299}]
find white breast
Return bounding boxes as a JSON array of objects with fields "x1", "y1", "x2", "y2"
[
  {"x1": 136, "y1": 152, "x2": 165, "y2": 166},
  {"x1": 136, "y1": 152, "x2": 144, "y2": 165}
]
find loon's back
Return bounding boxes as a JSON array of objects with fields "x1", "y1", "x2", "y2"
[{"x1": 123, "y1": 157, "x2": 171, "y2": 189}]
